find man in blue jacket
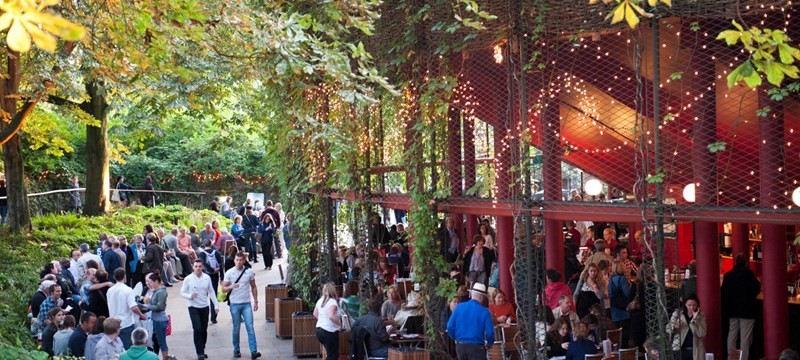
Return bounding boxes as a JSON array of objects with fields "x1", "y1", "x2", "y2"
[
  {"x1": 101, "y1": 240, "x2": 122, "y2": 279},
  {"x1": 447, "y1": 283, "x2": 494, "y2": 360}
]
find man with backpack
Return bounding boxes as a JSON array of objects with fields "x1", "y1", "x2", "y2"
[{"x1": 198, "y1": 239, "x2": 224, "y2": 324}]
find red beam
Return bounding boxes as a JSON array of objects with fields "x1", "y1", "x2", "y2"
[{"x1": 320, "y1": 191, "x2": 800, "y2": 224}]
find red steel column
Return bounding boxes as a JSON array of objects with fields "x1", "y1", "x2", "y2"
[
  {"x1": 495, "y1": 125, "x2": 516, "y2": 301},
  {"x1": 462, "y1": 108, "x2": 479, "y2": 243},
  {"x1": 731, "y1": 223, "x2": 750, "y2": 259},
  {"x1": 691, "y1": 50, "x2": 721, "y2": 358},
  {"x1": 759, "y1": 90, "x2": 788, "y2": 359},
  {"x1": 542, "y1": 100, "x2": 564, "y2": 276}
]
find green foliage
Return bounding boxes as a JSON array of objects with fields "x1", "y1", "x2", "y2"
[
  {"x1": 756, "y1": 106, "x2": 771, "y2": 118},
  {"x1": 717, "y1": 20, "x2": 800, "y2": 88},
  {"x1": 288, "y1": 242, "x2": 319, "y2": 309},
  {"x1": 646, "y1": 170, "x2": 665, "y2": 184},
  {"x1": 591, "y1": 0, "x2": 671, "y2": 29},
  {"x1": 0, "y1": 206, "x2": 227, "y2": 352},
  {"x1": 0, "y1": 345, "x2": 48, "y2": 360},
  {"x1": 707, "y1": 141, "x2": 727, "y2": 153},
  {"x1": 766, "y1": 82, "x2": 800, "y2": 101}
]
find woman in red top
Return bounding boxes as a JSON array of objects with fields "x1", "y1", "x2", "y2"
[
  {"x1": 488, "y1": 288, "x2": 516, "y2": 324},
  {"x1": 211, "y1": 220, "x2": 222, "y2": 241},
  {"x1": 378, "y1": 257, "x2": 396, "y2": 285}
]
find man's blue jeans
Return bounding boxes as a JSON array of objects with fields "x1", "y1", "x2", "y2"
[
  {"x1": 120, "y1": 324, "x2": 135, "y2": 349},
  {"x1": 230, "y1": 302, "x2": 257, "y2": 353}
]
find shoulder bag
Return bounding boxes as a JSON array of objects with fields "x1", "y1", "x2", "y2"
[{"x1": 224, "y1": 268, "x2": 248, "y2": 303}]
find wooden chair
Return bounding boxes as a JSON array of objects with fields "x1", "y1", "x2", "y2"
[
  {"x1": 603, "y1": 355, "x2": 618, "y2": 360},
  {"x1": 618, "y1": 347, "x2": 638, "y2": 360},
  {"x1": 606, "y1": 328, "x2": 622, "y2": 350},
  {"x1": 728, "y1": 349, "x2": 743, "y2": 360},
  {"x1": 586, "y1": 353, "x2": 605, "y2": 360},
  {"x1": 488, "y1": 326, "x2": 506, "y2": 360}
]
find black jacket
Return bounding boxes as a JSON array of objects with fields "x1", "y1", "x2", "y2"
[
  {"x1": 463, "y1": 246, "x2": 496, "y2": 274},
  {"x1": 142, "y1": 242, "x2": 165, "y2": 275},
  {"x1": 721, "y1": 264, "x2": 761, "y2": 319}
]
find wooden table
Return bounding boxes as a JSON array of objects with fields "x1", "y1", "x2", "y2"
[{"x1": 390, "y1": 334, "x2": 426, "y2": 348}]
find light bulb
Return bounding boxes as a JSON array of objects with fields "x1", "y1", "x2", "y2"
[
  {"x1": 585, "y1": 179, "x2": 603, "y2": 196},
  {"x1": 683, "y1": 183, "x2": 696, "y2": 203}
]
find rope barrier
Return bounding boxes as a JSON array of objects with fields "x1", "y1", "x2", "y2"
[{"x1": 0, "y1": 188, "x2": 206, "y2": 200}]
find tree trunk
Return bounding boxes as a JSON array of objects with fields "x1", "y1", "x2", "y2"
[
  {"x1": 1, "y1": 49, "x2": 31, "y2": 233},
  {"x1": 83, "y1": 81, "x2": 110, "y2": 215}
]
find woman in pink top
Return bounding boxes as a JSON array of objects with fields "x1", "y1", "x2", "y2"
[{"x1": 177, "y1": 227, "x2": 197, "y2": 261}]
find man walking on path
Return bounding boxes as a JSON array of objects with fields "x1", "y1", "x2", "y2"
[
  {"x1": 181, "y1": 259, "x2": 220, "y2": 360},
  {"x1": 721, "y1": 254, "x2": 761, "y2": 360},
  {"x1": 447, "y1": 283, "x2": 494, "y2": 360},
  {"x1": 222, "y1": 252, "x2": 261, "y2": 359},
  {"x1": 107, "y1": 269, "x2": 147, "y2": 349}
]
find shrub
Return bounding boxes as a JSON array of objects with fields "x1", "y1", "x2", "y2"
[{"x1": 0, "y1": 205, "x2": 231, "y2": 352}]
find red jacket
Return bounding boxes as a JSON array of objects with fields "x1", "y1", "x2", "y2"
[{"x1": 545, "y1": 282, "x2": 575, "y2": 311}]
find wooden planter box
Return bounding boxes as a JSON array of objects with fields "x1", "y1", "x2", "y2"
[
  {"x1": 320, "y1": 331, "x2": 350, "y2": 360},
  {"x1": 292, "y1": 313, "x2": 320, "y2": 357},
  {"x1": 275, "y1": 297, "x2": 303, "y2": 338},
  {"x1": 265, "y1": 284, "x2": 288, "y2": 321},
  {"x1": 388, "y1": 348, "x2": 430, "y2": 360}
]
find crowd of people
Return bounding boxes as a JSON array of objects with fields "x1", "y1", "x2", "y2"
[{"x1": 27, "y1": 197, "x2": 290, "y2": 360}]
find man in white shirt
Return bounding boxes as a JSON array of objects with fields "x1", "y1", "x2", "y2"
[
  {"x1": 70, "y1": 250, "x2": 83, "y2": 286},
  {"x1": 222, "y1": 252, "x2": 261, "y2": 359},
  {"x1": 78, "y1": 243, "x2": 104, "y2": 272},
  {"x1": 181, "y1": 259, "x2": 220, "y2": 360},
  {"x1": 106, "y1": 268, "x2": 146, "y2": 350}
]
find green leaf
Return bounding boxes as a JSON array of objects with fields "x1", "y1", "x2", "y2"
[
  {"x1": 716, "y1": 29, "x2": 741, "y2": 46},
  {"x1": 646, "y1": 171, "x2": 665, "y2": 184},
  {"x1": 756, "y1": 106, "x2": 771, "y2": 117},
  {"x1": 669, "y1": 71, "x2": 683, "y2": 80},
  {"x1": 767, "y1": 87, "x2": 788, "y2": 101},
  {"x1": 690, "y1": 21, "x2": 700, "y2": 32},
  {"x1": 731, "y1": 20, "x2": 744, "y2": 32},
  {"x1": 777, "y1": 43, "x2": 800, "y2": 64},
  {"x1": 707, "y1": 141, "x2": 727, "y2": 153},
  {"x1": 726, "y1": 60, "x2": 757, "y2": 88}
]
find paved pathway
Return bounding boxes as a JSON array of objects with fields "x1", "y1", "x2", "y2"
[{"x1": 163, "y1": 256, "x2": 301, "y2": 360}]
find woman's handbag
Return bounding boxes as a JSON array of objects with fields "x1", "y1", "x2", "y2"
[
  {"x1": 626, "y1": 291, "x2": 641, "y2": 312},
  {"x1": 165, "y1": 315, "x2": 172, "y2": 336},
  {"x1": 337, "y1": 299, "x2": 353, "y2": 332},
  {"x1": 111, "y1": 188, "x2": 121, "y2": 202}
]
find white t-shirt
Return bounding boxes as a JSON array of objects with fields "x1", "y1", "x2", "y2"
[
  {"x1": 223, "y1": 267, "x2": 256, "y2": 304},
  {"x1": 107, "y1": 283, "x2": 137, "y2": 328},
  {"x1": 315, "y1": 298, "x2": 340, "y2": 332}
]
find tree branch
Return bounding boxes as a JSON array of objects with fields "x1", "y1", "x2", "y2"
[
  {"x1": 45, "y1": 95, "x2": 85, "y2": 107},
  {"x1": 0, "y1": 100, "x2": 38, "y2": 145}
]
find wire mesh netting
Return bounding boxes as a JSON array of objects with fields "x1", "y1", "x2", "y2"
[{"x1": 307, "y1": 1, "x2": 800, "y2": 359}]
